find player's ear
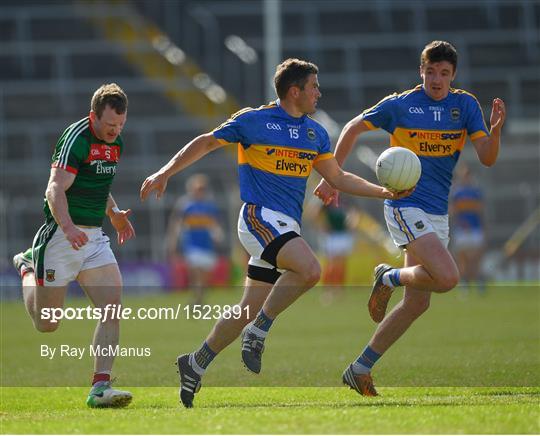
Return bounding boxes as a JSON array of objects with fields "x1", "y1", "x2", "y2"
[
  {"x1": 289, "y1": 86, "x2": 300, "y2": 99},
  {"x1": 89, "y1": 110, "x2": 96, "y2": 122}
]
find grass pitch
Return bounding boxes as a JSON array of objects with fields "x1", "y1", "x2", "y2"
[
  {"x1": 1, "y1": 284, "x2": 539, "y2": 433},
  {"x1": 2, "y1": 386, "x2": 538, "y2": 434}
]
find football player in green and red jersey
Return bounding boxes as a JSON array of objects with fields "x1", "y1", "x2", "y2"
[{"x1": 13, "y1": 83, "x2": 135, "y2": 408}]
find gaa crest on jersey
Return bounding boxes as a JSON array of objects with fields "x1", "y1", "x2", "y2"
[
  {"x1": 46, "y1": 269, "x2": 56, "y2": 282},
  {"x1": 414, "y1": 221, "x2": 425, "y2": 230},
  {"x1": 307, "y1": 128, "x2": 316, "y2": 141},
  {"x1": 451, "y1": 108, "x2": 460, "y2": 121}
]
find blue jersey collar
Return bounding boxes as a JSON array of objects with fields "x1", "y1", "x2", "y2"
[
  {"x1": 275, "y1": 99, "x2": 307, "y2": 122},
  {"x1": 420, "y1": 85, "x2": 452, "y2": 104}
]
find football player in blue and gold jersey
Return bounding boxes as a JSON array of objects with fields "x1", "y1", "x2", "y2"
[
  {"x1": 450, "y1": 164, "x2": 486, "y2": 292},
  {"x1": 140, "y1": 58, "x2": 412, "y2": 407},
  {"x1": 315, "y1": 40, "x2": 506, "y2": 397},
  {"x1": 167, "y1": 173, "x2": 224, "y2": 305}
]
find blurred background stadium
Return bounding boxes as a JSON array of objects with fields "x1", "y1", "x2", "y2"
[{"x1": 1, "y1": 0, "x2": 539, "y2": 292}]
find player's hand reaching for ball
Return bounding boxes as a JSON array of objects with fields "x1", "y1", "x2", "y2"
[{"x1": 140, "y1": 172, "x2": 169, "y2": 201}]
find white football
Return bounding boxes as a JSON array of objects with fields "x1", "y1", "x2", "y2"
[{"x1": 375, "y1": 147, "x2": 421, "y2": 191}]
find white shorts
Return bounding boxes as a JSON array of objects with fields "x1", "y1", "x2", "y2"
[
  {"x1": 184, "y1": 248, "x2": 217, "y2": 270},
  {"x1": 322, "y1": 232, "x2": 355, "y2": 257},
  {"x1": 453, "y1": 228, "x2": 484, "y2": 250},
  {"x1": 32, "y1": 222, "x2": 117, "y2": 287},
  {"x1": 384, "y1": 205, "x2": 449, "y2": 249},
  {"x1": 237, "y1": 204, "x2": 301, "y2": 270}
]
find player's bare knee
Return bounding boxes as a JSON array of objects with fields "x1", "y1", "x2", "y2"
[
  {"x1": 437, "y1": 270, "x2": 460, "y2": 292},
  {"x1": 301, "y1": 260, "x2": 321, "y2": 288}
]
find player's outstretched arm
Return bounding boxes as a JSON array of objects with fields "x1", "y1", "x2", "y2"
[
  {"x1": 140, "y1": 133, "x2": 223, "y2": 201},
  {"x1": 46, "y1": 167, "x2": 89, "y2": 250},
  {"x1": 314, "y1": 157, "x2": 413, "y2": 200},
  {"x1": 314, "y1": 116, "x2": 372, "y2": 206},
  {"x1": 106, "y1": 194, "x2": 136, "y2": 245},
  {"x1": 473, "y1": 98, "x2": 506, "y2": 167}
]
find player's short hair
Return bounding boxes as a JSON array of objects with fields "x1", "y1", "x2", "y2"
[
  {"x1": 91, "y1": 83, "x2": 128, "y2": 118},
  {"x1": 274, "y1": 58, "x2": 319, "y2": 100},
  {"x1": 420, "y1": 41, "x2": 458, "y2": 72}
]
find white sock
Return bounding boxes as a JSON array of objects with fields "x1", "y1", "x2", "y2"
[
  {"x1": 351, "y1": 362, "x2": 371, "y2": 375},
  {"x1": 381, "y1": 271, "x2": 396, "y2": 288},
  {"x1": 247, "y1": 323, "x2": 268, "y2": 339},
  {"x1": 188, "y1": 353, "x2": 205, "y2": 376}
]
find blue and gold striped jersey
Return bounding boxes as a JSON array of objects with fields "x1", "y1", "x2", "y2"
[
  {"x1": 213, "y1": 101, "x2": 333, "y2": 224},
  {"x1": 361, "y1": 85, "x2": 489, "y2": 214},
  {"x1": 450, "y1": 185, "x2": 484, "y2": 230},
  {"x1": 173, "y1": 198, "x2": 219, "y2": 252}
]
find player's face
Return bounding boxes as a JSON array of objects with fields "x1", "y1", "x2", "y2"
[
  {"x1": 91, "y1": 105, "x2": 127, "y2": 143},
  {"x1": 191, "y1": 182, "x2": 207, "y2": 199},
  {"x1": 298, "y1": 74, "x2": 321, "y2": 114},
  {"x1": 420, "y1": 61, "x2": 456, "y2": 101}
]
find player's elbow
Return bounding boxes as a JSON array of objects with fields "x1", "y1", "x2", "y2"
[
  {"x1": 480, "y1": 157, "x2": 496, "y2": 168},
  {"x1": 477, "y1": 145, "x2": 498, "y2": 167}
]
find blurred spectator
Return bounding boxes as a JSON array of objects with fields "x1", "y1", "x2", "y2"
[
  {"x1": 306, "y1": 198, "x2": 358, "y2": 301},
  {"x1": 450, "y1": 165, "x2": 486, "y2": 293},
  {"x1": 167, "y1": 174, "x2": 224, "y2": 304}
]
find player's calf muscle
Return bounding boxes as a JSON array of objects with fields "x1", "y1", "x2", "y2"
[{"x1": 34, "y1": 317, "x2": 60, "y2": 333}]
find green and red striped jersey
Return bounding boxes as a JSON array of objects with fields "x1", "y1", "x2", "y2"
[{"x1": 45, "y1": 116, "x2": 123, "y2": 227}]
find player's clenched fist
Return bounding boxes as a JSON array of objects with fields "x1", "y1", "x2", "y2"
[
  {"x1": 64, "y1": 224, "x2": 89, "y2": 250},
  {"x1": 314, "y1": 179, "x2": 339, "y2": 206},
  {"x1": 140, "y1": 172, "x2": 169, "y2": 201}
]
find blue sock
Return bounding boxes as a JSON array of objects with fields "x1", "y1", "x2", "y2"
[
  {"x1": 192, "y1": 342, "x2": 216, "y2": 371},
  {"x1": 382, "y1": 269, "x2": 402, "y2": 287},
  {"x1": 352, "y1": 345, "x2": 382, "y2": 374},
  {"x1": 252, "y1": 309, "x2": 274, "y2": 332}
]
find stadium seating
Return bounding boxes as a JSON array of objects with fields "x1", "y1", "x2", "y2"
[{"x1": 1, "y1": 0, "x2": 538, "y2": 273}]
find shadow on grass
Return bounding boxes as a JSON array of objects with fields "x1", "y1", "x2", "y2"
[{"x1": 178, "y1": 397, "x2": 540, "y2": 410}]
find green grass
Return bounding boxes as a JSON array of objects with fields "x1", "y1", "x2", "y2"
[
  {"x1": 1, "y1": 387, "x2": 539, "y2": 434},
  {"x1": 1, "y1": 284, "x2": 539, "y2": 433}
]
